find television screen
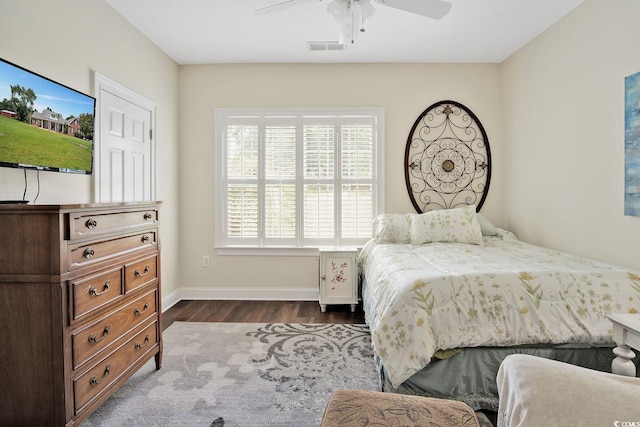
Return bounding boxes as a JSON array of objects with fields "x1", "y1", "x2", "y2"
[{"x1": 0, "y1": 57, "x2": 96, "y2": 174}]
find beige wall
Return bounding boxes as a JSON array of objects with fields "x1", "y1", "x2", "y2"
[
  {"x1": 0, "y1": 0, "x2": 181, "y2": 296},
  {"x1": 4, "y1": 0, "x2": 637, "y2": 304},
  {"x1": 502, "y1": 0, "x2": 640, "y2": 269},
  {"x1": 178, "y1": 63, "x2": 504, "y2": 296}
]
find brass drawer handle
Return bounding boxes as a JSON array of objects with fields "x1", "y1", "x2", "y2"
[
  {"x1": 84, "y1": 248, "x2": 95, "y2": 259},
  {"x1": 86, "y1": 218, "x2": 98, "y2": 229},
  {"x1": 135, "y1": 334, "x2": 151, "y2": 350},
  {"x1": 134, "y1": 302, "x2": 150, "y2": 316},
  {"x1": 89, "y1": 280, "x2": 111, "y2": 296},
  {"x1": 89, "y1": 364, "x2": 111, "y2": 385},
  {"x1": 88, "y1": 325, "x2": 110, "y2": 343},
  {"x1": 143, "y1": 212, "x2": 153, "y2": 221},
  {"x1": 135, "y1": 266, "x2": 150, "y2": 277}
]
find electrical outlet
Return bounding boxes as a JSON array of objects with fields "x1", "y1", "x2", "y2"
[{"x1": 202, "y1": 255, "x2": 211, "y2": 268}]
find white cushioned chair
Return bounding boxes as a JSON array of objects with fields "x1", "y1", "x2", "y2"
[{"x1": 497, "y1": 354, "x2": 640, "y2": 427}]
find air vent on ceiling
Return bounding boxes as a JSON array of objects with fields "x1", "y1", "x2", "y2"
[{"x1": 307, "y1": 41, "x2": 345, "y2": 51}]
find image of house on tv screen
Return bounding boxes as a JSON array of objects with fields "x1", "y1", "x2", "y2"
[{"x1": 0, "y1": 58, "x2": 96, "y2": 174}]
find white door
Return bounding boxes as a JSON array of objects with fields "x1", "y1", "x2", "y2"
[{"x1": 94, "y1": 73, "x2": 156, "y2": 203}]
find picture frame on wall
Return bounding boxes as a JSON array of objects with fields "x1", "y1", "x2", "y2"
[{"x1": 625, "y1": 71, "x2": 640, "y2": 216}]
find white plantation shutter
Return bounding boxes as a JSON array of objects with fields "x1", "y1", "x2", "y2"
[
  {"x1": 226, "y1": 124, "x2": 259, "y2": 244},
  {"x1": 340, "y1": 118, "x2": 374, "y2": 240},
  {"x1": 216, "y1": 108, "x2": 384, "y2": 250},
  {"x1": 303, "y1": 119, "x2": 335, "y2": 244},
  {"x1": 264, "y1": 123, "x2": 296, "y2": 244}
]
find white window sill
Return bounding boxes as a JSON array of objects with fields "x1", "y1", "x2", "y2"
[
  {"x1": 216, "y1": 246, "x2": 322, "y2": 256},
  {"x1": 215, "y1": 246, "x2": 364, "y2": 256}
]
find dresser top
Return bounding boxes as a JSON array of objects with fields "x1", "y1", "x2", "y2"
[{"x1": 0, "y1": 201, "x2": 161, "y2": 213}]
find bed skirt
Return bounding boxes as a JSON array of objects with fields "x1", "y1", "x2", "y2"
[{"x1": 376, "y1": 345, "x2": 629, "y2": 411}]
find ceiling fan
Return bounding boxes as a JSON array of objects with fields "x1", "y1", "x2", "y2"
[
  {"x1": 255, "y1": 0, "x2": 452, "y2": 44},
  {"x1": 255, "y1": 0, "x2": 452, "y2": 20}
]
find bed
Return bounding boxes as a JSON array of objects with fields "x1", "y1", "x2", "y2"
[
  {"x1": 358, "y1": 207, "x2": 640, "y2": 411},
  {"x1": 368, "y1": 100, "x2": 640, "y2": 410}
]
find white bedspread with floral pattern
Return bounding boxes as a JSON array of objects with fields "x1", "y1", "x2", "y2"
[{"x1": 359, "y1": 231, "x2": 640, "y2": 387}]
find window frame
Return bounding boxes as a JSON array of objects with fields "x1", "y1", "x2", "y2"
[{"x1": 215, "y1": 107, "x2": 385, "y2": 255}]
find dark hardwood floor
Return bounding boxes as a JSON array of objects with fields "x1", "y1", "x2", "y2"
[{"x1": 162, "y1": 300, "x2": 366, "y2": 331}]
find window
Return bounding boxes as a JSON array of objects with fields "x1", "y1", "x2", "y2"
[{"x1": 216, "y1": 108, "x2": 384, "y2": 252}]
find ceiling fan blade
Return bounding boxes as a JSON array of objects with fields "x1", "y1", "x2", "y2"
[
  {"x1": 254, "y1": 0, "x2": 302, "y2": 13},
  {"x1": 374, "y1": 0, "x2": 452, "y2": 19}
]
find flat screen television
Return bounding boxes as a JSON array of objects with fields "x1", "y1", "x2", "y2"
[{"x1": 0, "y1": 57, "x2": 96, "y2": 174}]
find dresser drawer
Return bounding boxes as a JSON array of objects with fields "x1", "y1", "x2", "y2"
[
  {"x1": 73, "y1": 321, "x2": 158, "y2": 414},
  {"x1": 125, "y1": 255, "x2": 158, "y2": 294},
  {"x1": 71, "y1": 268, "x2": 124, "y2": 321},
  {"x1": 68, "y1": 230, "x2": 157, "y2": 270},
  {"x1": 68, "y1": 208, "x2": 158, "y2": 240},
  {"x1": 72, "y1": 289, "x2": 158, "y2": 369}
]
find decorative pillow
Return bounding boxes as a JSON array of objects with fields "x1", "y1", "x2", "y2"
[
  {"x1": 477, "y1": 213, "x2": 499, "y2": 236},
  {"x1": 373, "y1": 214, "x2": 411, "y2": 243},
  {"x1": 408, "y1": 205, "x2": 484, "y2": 246}
]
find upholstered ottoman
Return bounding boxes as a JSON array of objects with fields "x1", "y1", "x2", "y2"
[{"x1": 320, "y1": 389, "x2": 481, "y2": 427}]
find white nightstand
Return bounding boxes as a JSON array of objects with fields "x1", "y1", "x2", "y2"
[
  {"x1": 607, "y1": 313, "x2": 640, "y2": 376},
  {"x1": 318, "y1": 247, "x2": 359, "y2": 313}
]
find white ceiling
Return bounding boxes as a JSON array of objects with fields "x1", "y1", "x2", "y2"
[{"x1": 104, "y1": 0, "x2": 584, "y2": 65}]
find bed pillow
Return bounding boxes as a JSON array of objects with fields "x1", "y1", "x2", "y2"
[
  {"x1": 477, "y1": 213, "x2": 499, "y2": 236},
  {"x1": 408, "y1": 205, "x2": 484, "y2": 246},
  {"x1": 373, "y1": 214, "x2": 411, "y2": 243}
]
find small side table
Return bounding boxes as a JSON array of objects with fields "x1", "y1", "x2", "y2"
[
  {"x1": 319, "y1": 247, "x2": 359, "y2": 313},
  {"x1": 607, "y1": 313, "x2": 640, "y2": 376}
]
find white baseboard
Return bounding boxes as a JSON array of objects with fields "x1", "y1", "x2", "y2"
[{"x1": 162, "y1": 287, "x2": 319, "y2": 312}]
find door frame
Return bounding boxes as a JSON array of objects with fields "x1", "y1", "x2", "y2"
[{"x1": 92, "y1": 72, "x2": 157, "y2": 203}]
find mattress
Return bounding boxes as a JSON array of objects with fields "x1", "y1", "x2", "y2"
[
  {"x1": 363, "y1": 277, "x2": 638, "y2": 411},
  {"x1": 358, "y1": 230, "x2": 640, "y2": 388}
]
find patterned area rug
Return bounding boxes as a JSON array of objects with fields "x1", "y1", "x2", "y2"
[{"x1": 82, "y1": 322, "x2": 379, "y2": 426}]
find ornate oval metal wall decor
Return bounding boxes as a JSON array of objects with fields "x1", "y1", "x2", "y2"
[{"x1": 405, "y1": 100, "x2": 491, "y2": 213}]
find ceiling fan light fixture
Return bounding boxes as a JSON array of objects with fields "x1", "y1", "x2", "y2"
[{"x1": 327, "y1": 0, "x2": 374, "y2": 44}]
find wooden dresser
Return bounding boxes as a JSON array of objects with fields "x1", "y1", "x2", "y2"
[{"x1": 0, "y1": 202, "x2": 163, "y2": 426}]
